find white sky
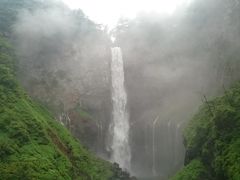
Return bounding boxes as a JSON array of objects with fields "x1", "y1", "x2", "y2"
[{"x1": 62, "y1": 0, "x2": 191, "y2": 28}]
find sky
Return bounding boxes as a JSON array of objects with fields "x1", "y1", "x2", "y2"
[{"x1": 61, "y1": 0, "x2": 191, "y2": 28}]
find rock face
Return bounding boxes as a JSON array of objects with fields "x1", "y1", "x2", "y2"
[{"x1": 67, "y1": 98, "x2": 112, "y2": 156}]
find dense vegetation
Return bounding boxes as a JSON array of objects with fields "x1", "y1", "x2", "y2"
[
  {"x1": 0, "y1": 36, "x2": 133, "y2": 179},
  {"x1": 172, "y1": 84, "x2": 240, "y2": 180}
]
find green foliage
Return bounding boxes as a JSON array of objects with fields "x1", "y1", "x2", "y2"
[
  {"x1": 171, "y1": 159, "x2": 208, "y2": 180},
  {"x1": 173, "y1": 83, "x2": 240, "y2": 180},
  {"x1": 0, "y1": 36, "x2": 131, "y2": 179}
]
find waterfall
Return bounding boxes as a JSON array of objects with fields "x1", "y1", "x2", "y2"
[
  {"x1": 109, "y1": 47, "x2": 131, "y2": 170},
  {"x1": 152, "y1": 116, "x2": 159, "y2": 176}
]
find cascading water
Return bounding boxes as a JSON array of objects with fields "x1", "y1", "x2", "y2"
[
  {"x1": 109, "y1": 47, "x2": 131, "y2": 170},
  {"x1": 152, "y1": 115, "x2": 159, "y2": 176}
]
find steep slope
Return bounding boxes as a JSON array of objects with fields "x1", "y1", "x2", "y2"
[
  {"x1": 172, "y1": 84, "x2": 240, "y2": 180},
  {"x1": 0, "y1": 36, "x2": 132, "y2": 179},
  {"x1": 2, "y1": 0, "x2": 112, "y2": 156}
]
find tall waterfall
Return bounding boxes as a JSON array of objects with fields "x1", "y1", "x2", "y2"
[{"x1": 110, "y1": 47, "x2": 131, "y2": 170}]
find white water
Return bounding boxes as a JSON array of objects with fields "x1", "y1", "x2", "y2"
[
  {"x1": 110, "y1": 47, "x2": 131, "y2": 170},
  {"x1": 152, "y1": 115, "x2": 159, "y2": 176}
]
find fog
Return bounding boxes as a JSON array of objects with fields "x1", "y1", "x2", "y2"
[
  {"x1": 112, "y1": 0, "x2": 240, "y2": 178},
  {"x1": 13, "y1": 2, "x2": 111, "y2": 111},
  {"x1": 11, "y1": 0, "x2": 240, "y2": 179}
]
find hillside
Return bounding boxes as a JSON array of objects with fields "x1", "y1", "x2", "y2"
[
  {"x1": 172, "y1": 84, "x2": 240, "y2": 180},
  {"x1": 0, "y1": 36, "x2": 132, "y2": 179},
  {"x1": 1, "y1": 0, "x2": 112, "y2": 155}
]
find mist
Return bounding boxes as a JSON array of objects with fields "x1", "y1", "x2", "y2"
[
  {"x1": 113, "y1": 1, "x2": 240, "y2": 177},
  {"x1": 9, "y1": 0, "x2": 240, "y2": 179},
  {"x1": 12, "y1": 0, "x2": 112, "y2": 159}
]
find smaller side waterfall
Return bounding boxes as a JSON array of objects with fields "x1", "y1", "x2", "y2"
[
  {"x1": 109, "y1": 47, "x2": 131, "y2": 170},
  {"x1": 152, "y1": 116, "x2": 159, "y2": 176}
]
